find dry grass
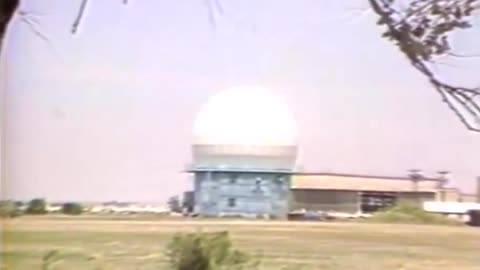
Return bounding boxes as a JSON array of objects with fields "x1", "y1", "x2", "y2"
[{"x1": 1, "y1": 216, "x2": 479, "y2": 270}]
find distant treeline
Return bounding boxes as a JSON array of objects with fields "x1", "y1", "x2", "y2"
[{"x1": 0, "y1": 198, "x2": 83, "y2": 217}]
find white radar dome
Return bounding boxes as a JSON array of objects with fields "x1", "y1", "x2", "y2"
[{"x1": 193, "y1": 86, "x2": 298, "y2": 146}]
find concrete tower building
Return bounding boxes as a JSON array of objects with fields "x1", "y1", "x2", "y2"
[{"x1": 188, "y1": 86, "x2": 298, "y2": 218}]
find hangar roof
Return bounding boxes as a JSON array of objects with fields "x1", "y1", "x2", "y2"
[{"x1": 291, "y1": 173, "x2": 442, "y2": 193}]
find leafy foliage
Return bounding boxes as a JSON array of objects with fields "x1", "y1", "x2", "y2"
[
  {"x1": 168, "y1": 196, "x2": 182, "y2": 213},
  {"x1": 370, "y1": 0, "x2": 480, "y2": 132},
  {"x1": 375, "y1": 0, "x2": 478, "y2": 61},
  {"x1": 61, "y1": 202, "x2": 84, "y2": 215},
  {"x1": 165, "y1": 231, "x2": 259, "y2": 270},
  {"x1": 369, "y1": 202, "x2": 464, "y2": 225},
  {"x1": 26, "y1": 198, "x2": 48, "y2": 215}
]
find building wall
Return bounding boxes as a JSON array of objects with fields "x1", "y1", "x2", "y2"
[
  {"x1": 460, "y1": 194, "x2": 478, "y2": 203},
  {"x1": 194, "y1": 172, "x2": 290, "y2": 218},
  {"x1": 192, "y1": 144, "x2": 297, "y2": 171},
  {"x1": 290, "y1": 189, "x2": 359, "y2": 213},
  {"x1": 396, "y1": 192, "x2": 436, "y2": 205},
  {"x1": 436, "y1": 189, "x2": 461, "y2": 202},
  {"x1": 291, "y1": 189, "x2": 436, "y2": 214}
]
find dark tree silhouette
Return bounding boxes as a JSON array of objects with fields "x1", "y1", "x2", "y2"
[
  {"x1": 61, "y1": 202, "x2": 84, "y2": 215},
  {"x1": 26, "y1": 198, "x2": 47, "y2": 214},
  {"x1": 168, "y1": 195, "x2": 182, "y2": 213},
  {"x1": 0, "y1": 0, "x2": 18, "y2": 45}
]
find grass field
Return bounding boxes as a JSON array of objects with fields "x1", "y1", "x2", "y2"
[{"x1": 1, "y1": 216, "x2": 479, "y2": 270}]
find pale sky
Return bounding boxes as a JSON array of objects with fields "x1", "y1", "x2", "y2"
[{"x1": 1, "y1": 0, "x2": 479, "y2": 203}]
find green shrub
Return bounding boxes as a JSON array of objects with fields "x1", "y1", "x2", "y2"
[
  {"x1": 26, "y1": 198, "x2": 47, "y2": 215},
  {"x1": 168, "y1": 196, "x2": 182, "y2": 213},
  {"x1": 165, "y1": 231, "x2": 259, "y2": 270},
  {"x1": 0, "y1": 200, "x2": 23, "y2": 218},
  {"x1": 368, "y1": 202, "x2": 463, "y2": 226},
  {"x1": 61, "y1": 202, "x2": 83, "y2": 215}
]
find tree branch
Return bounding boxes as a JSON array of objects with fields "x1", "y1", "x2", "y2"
[
  {"x1": 71, "y1": 0, "x2": 89, "y2": 34},
  {"x1": 369, "y1": 0, "x2": 480, "y2": 132},
  {"x1": 71, "y1": 0, "x2": 130, "y2": 34}
]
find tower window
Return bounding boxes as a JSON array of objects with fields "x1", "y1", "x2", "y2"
[
  {"x1": 230, "y1": 174, "x2": 238, "y2": 184},
  {"x1": 254, "y1": 177, "x2": 262, "y2": 193},
  {"x1": 228, "y1": 198, "x2": 236, "y2": 207}
]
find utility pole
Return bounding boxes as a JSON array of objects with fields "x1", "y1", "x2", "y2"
[
  {"x1": 437, "y1": 171, "x2": 450, "y2": 202},
  {"x1": 437, "y1": 171, "x2": 450, "y2": 187},
  {"x1": 477, "y1": 176, "x2": 480, "y2": 203},
  {"x1": 408, "y1": 169, "x2": 423, "y2": 205}
]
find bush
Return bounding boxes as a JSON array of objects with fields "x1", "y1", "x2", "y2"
[
  {"x1": 368, "y1": 202, "x2": 463, "y2": 226},
  {"x1": 0, "y1": 200, "x2": 23, "y2": 218},
  {"x1": 61, "y1": 202, "x2": 83, "y2": 215},
  {"x1": 26, "y1": 198, "x2": 47, "y2": 215},
  {"x1": 165, "y1": 231, "x2": 259, "y2": 270},
  {"x1": 168, "y1": 196, "x2": 182, "y2": 213}
]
